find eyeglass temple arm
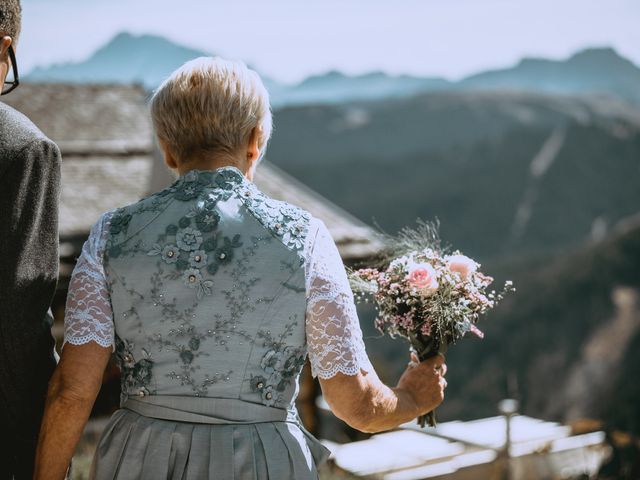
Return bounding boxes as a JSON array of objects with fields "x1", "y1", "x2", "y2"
[{"x1": 8, "y1": 44, "x2": 19, "y2": 82}]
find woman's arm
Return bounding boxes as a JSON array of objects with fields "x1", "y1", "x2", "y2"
[
  {"x1": 304, "y1": 218, "x2": 447, "y2": 433},
  {"x1": 318, "y1": 353, "x2": 446, "y2": 433},
  {"x1": 34, "y1": 343, "x2": 112, "y2": 480},
  {"x1": 34, "y1": 211, "x2": 116, "y2": 479}
]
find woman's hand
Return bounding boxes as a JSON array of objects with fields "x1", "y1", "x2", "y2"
[
  {"x1": 394, "y1": 352, "x2": 447, "y2": 417},
  {"x1": 33, "y1": 342, "x2": 112, "y2": 480},
  {"x1": 318, "y1": 353, "x2": 447, "y2": 434}
]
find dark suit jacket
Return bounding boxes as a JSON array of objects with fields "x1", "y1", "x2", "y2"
[{"x1": 0, "y1": 101, "x2": 60, "y2": 478}]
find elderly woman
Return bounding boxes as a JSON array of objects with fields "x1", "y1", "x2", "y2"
[{"x1": 33, "y1": 57, "x2": 447, "y2": 479}]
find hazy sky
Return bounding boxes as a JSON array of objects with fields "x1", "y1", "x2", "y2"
[{"x1": 19, "y1": 0, "x2": 640, "y2": 85}]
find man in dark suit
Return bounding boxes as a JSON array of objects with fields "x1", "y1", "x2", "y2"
[{"x1": 0, "y1": 1, "x2": 61, "y2": 478}]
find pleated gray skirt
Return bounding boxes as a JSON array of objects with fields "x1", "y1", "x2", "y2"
[{"x1": 89, "y1": 400, "x2": 330, "y2": 479}]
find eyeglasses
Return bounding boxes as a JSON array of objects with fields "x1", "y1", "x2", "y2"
[{"x1": 1, "y1": 44, "x2": 19, "y2": 96}]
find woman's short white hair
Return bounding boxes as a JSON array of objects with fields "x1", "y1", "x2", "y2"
[{"x1": 150, "y1": 56, "x2": 273, "y2": 165}]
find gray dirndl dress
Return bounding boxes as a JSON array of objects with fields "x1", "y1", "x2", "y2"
[{"x1": 62, "y1": 166, "x2": 374, "y2": 479}]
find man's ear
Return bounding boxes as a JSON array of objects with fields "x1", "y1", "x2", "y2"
[{"x1": 0, "y1": 36, "x2": 12, "y2": 57}]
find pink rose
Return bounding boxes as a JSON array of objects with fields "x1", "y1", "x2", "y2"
[
  {"x1": 405, "y1": 263, "x2": 439, "y2": 296},
  {"x1": 446, "y1": 254, "x2": 477, "y2": 279}
]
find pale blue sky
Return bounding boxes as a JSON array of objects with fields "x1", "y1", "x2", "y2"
[{"x1": 20, "y1": 0, "x2": 640, "y2": 85}]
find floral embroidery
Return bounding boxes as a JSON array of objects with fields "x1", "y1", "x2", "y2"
[
  {"x1": 130, "y1": 166, "x2": 311, "y2": 259},
  {"x1": 189, "y1": 250, "x2": 208, "y2": 268},
  {"x1": 109, "y1": 211, "x2": 132, "y2": 235},
  {"x1": 178, "y1": 216, "x2": 191, "y2": 229},
  {"x1": 139, "y1": 230, "x2": 273, "y2": 393},
  {"x1": 176, "y1": 227, "x2": 203, "y2": 251},
  {"x1": 149, "y1": 228, "x2": 243, "y2": 300},
  {"x1": 283, "y1": 222, "x2": 306, "y2": 250},
  {"x1": 145, "y1": 304, "x2": 235, "y2": 397},
  {"x1": 115, "y1": 335, "x2": 156, "y2": 399},
  {"x1": 145, "y1": 171, "x2": 254, "y2": 301},
  {"x1": 262, "y1": 385, "x2": 277, "y2": 406},
  {"x1": 183, "y1": 268, "x2": 203, "y2": 287},
  {"x1": 196, "y1": 209, "x2": 220, "y2": 232},
  {"x1": 214, "y1": 235, "x2": 241, "y2": 263},
  {"x1": 234, "y1": 181, "x2": 311, "y2": 254},
  {"x1": 161, "y1": 245, "x2": 180, "y2": 264},
  {"x1": 250, "y1": 318, "x2": 307, "y2": 407},
  {"x1": 106, "y1": 184, "x2": 178, "y2": 259},
  {"x1": 174, "y1": 170, "x2": 204, "y2": 201},
  {"x1": 250, "y1": 374, "x2": 278, "y2": 406},
  {"x1": 214, "y1": 168, "x2": 245, "y2": 191}
]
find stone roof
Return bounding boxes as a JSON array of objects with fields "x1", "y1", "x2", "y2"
[
  {"x1": 59, "y1": 155, "x2": 152, "y2": 236},
  {"x1": 2, "y1": 82, "x2": 152, "y2": 154},
  {"x1": 3, "y1": 82, "x2": 384, "y2": 263}
]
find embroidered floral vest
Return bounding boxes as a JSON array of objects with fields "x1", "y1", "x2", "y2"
[{"x1": 104, "y1": 166, "x2": 312, "y2": 408}]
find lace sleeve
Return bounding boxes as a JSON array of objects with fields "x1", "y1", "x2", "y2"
[
  {"x1": 304, "y1": 218, "x2": 374, "y2": 379},
  {"x1": 62, "y1": 210, "x2": 115, "y2": 350}
]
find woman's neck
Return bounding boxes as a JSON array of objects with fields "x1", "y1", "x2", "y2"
[{"x1": 176, "y1": 154, "x2": 255, "y2": 181}]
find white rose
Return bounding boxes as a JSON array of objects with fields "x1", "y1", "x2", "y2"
[{"x1": 446, "y1": 254, "x2": 478, "y2": 279}]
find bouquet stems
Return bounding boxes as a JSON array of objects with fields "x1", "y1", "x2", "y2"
[{"x1": 409, "y1": 336, "x2": 448, "y2": 428}]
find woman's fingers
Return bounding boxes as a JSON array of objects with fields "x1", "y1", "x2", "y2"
[{"x1": 427, "y1": 354, "x2": 446, "y2": 376}]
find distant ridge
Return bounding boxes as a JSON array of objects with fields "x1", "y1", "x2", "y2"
[
  {"x1": 26, "y1": 32, "x2": 282, "y2": 95},
  {"x1": 460, "y1": 47, "x2": 640, "y2": 103},
  {"x1": 26, "y1": 33, "x2": 640, "y2": 106},
  {"x1": 27, "y1": 32, "x2": 209, "y2": 88}
]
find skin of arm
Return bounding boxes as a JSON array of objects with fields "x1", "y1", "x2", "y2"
[
  {"x1": 33, "y1": 343, "x2": 112, "y2": 480},
  {"x1": 319, "y1": 353, "x2": 446, "y2": 434}
]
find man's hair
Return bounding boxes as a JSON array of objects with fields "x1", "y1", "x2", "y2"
[
  {"x1": 0, "y1": 0, "x2": 21, "y2": 39},
  {"x1": 150, "y1": 56, "x2": 273, "y2": 165}
]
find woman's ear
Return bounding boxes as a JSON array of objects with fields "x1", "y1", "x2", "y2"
[
  {"x1": 158, "y1": 137, "x2": 179, "y2": 170},
  {"x1": 246, "y1": 126, "x2": 262, "y2": 166}
]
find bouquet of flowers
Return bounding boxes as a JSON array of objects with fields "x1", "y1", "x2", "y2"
[{"x1": 347, "y1": 220, "x2": 515, "y2": 427}]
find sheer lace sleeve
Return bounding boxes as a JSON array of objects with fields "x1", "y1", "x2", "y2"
[
  {"x1": 304, "y1": 218, "x2": 374, "y2": 379},
  {"x1": 62, "y1": 210, "x2": 115, "y2": 350}
]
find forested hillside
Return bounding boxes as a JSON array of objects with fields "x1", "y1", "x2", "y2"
[{"x1": 268, "y1": 90, "x2": 640, "y2": 260}]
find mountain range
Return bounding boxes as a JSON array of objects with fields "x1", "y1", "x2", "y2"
[{"x1": 26, "y1": 32, "x2": 640, "y2": 106}]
